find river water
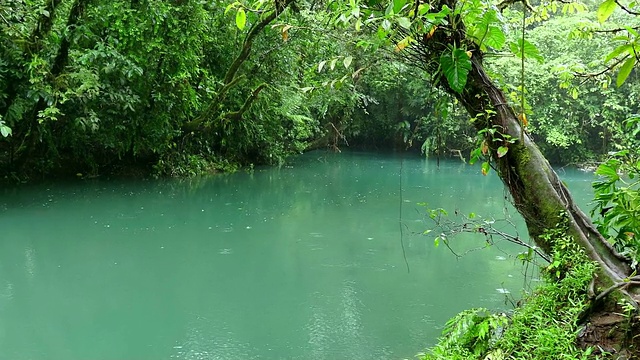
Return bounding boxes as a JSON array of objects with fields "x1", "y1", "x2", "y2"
[{"x1": 0, "y1": 151, "x2": 594, "y2": 360}]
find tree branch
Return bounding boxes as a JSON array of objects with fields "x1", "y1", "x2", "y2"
[{"x1": 614, "y1": 0, "x2": 640, "y2": 15}]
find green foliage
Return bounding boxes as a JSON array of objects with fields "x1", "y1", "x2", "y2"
[
  {"x1": 591, "y1": 147, "x2": 640, "y2": 268},
  {"x1": 489, "y1": 11, "x2": 640, "y2": 164},
  {"x1": 423, "y1": 222, "x2": 597, "y2": 360},
  {"x1": 440, "y1": 47, "x2": 472, "y2": 93},
  {"x1": 422, "y1": 308, "x2": 508, "y2": 359}
]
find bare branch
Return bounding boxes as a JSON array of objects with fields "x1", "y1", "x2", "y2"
[{"x1": 614, "y1": 0, "x2": 640, "y2": 15}]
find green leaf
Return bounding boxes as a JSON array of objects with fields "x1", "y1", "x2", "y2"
[
  {"x1": 318, "y1": 60, "x2": 326, "y2": 72},
  {"x1": 497, "y1": 146, "x2": 508, "y2": 158},
  {"x1": 381, "y1": 19, "x2": 391, "y2": 31},
  {"x1": 596, "y1": 163, "x2": 620, "y2": 181},
  {"x1": 343, "y1": 56, "x2": 353, "y2": 68},
  {"x1": 330, "y1": 58, "x2": 338, "y2": 70},
  {"x1": 235, "y1": 8, "x2": 246, "y2": 30},
  {"x1": 481, "y1": 161, "x2": 490, "y2": 175},
  {"x1": 397, "y1": 17, "x2": 411, "y2": 30},
  {"x1": 440, "y1": 47, "x2": 472, "y2": 93},
  {"x1": 617, "y1": 56, "x2": 636, "y2": 87},
  {"x1": 393, "y1": 0, "x2": 407, "y2": 13},
  {"x1": 0, "y1": 123, "x2": 11, "y2": 137},
  {"x1": 605, "y1": 45, "x2": 633, "y2": 63},
  {"x1": 511, "y1": 39, "x2": 544, "y2": 63},
  {"x1": 597, "y1": 0, "x2": 617, "y2": 23},
  {"x1": 225, "y1": 2, "x2": 237, "y2": 15},
  {"x1": 484, "y1": 26, "x2": 505, "y2": 49}
]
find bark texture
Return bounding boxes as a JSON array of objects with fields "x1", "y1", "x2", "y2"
[{"x1": 457, "y1": 57, "x2": 634, "y2": 290}]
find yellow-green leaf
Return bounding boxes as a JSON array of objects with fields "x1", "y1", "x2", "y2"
[
  {"x1": 481, "y1": 161, "x2": 490, "y2": 176},
  {"x1": 597, "y1": 0, "x2": 617, "y2": 23},
  {"x1": 617, "y1": 56, "x2": 636, "y2": 87},
  {"x1": 235, "y1": 8, "x2": 246, "y2": 30}
]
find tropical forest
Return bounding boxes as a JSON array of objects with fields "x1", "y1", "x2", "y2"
[{"x1": 1, "y1": 0, "x2": 640, "y2": 358}]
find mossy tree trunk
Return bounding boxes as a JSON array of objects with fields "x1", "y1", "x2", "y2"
[{"x1": 408, "y1": 0, "x2": 638, "y2": 304}]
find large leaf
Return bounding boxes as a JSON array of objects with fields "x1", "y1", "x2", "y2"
[
  {"x1": 509, "y1": 39, "x2": 544, "y2": 63},
  {"x1": 484, "y1": 26, "x2": 506, "y2": 49},
  {"x1": 597, "y1": 0, "x2": 617, "y2": 23},
  {"x1": 440, "y1": 47, "x2": 472, "y2": 93},
  {"x1": 617, "y1": 56, "x2": 636, "y2": 87},
  {"x1": 235, "y1": 8, "x2": 246, "y2": 30}
]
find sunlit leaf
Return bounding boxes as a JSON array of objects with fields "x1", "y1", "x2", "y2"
[
  {"x1": 617, "y1": 56, "x2": 636, "y2": 87},
  {"x1": 235, "y1": 8, "x2": 246, "y2": 30},
  {"x1": 382, "y1": 19, "x2": 391, "y2": 31},
  {"x1": 596, "y1": 163, "x2": 620, "y2": 181},
  {"x1": 225, "y1": 2, "x2": 238, "y2": 15},
  {"x1": 597, "y1": 0, "x2": 617, "y2": 23},
  {"x1": 484, "y1": 26, "x2": 506, "y2": 49},
  {"x1": 394, "y1": 0, "x2": 407, "y2": 13},
  {"x1": 605, "y1": 45, "x2": 632, "y2": 63},
  {"x1": 510, "y1": 39, "x2": 544, "y2": 63},
  {"x1": 0, "y1": 123, "x2": 11, "y2": 137}
]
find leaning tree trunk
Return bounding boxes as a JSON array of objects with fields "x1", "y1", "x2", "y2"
[
  {"x1": 408, "y1": 1, "x2": 638, "y2": 304},
  {"x1": 455, "y1": 57, "x2": 634, "y2": 290}
]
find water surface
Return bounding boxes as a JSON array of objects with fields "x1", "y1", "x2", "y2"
[{"x1": 0, "y1": 151, "x2": 595, "y2": 359}]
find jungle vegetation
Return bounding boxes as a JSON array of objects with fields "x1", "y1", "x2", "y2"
[{"x1": 2, "y1": 0, "x2": 640, "y2": 357}]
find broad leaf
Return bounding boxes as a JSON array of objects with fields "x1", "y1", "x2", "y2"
[
  {"x1": 397, "y1": 17, "x2": 411, "y2": 29},
  {"x1": 440, "y1": 47, "x2": 472, "y2": 93},
  {"x1": 617, "y1": 57, "x2": 636, "y2": 87},
  {"x1": 343, "y1": 56, "x2": 353, "y2": 68},
  {"x1": 235, "y1": 8, "x2": 246, "y2": 30},
  {"x1": 596, "y1": 163, "x2": 620, "y2": 181},
  {"x1": 484, "y1": 26, "x2": 505, "y2": 49},
  {"x1": 330, "y1": 58, "x2": 338, "y2": 70},
  {"x1": 393, "y1": 0, "x2": 407, "y2": 13},
  {"x1": 597, "y1": 0, "x2": 617, "y2": 23},
  {"x1": 510, "y1": 39, "x2": 544, "y2": 63}
]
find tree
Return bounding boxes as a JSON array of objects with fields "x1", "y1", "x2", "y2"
[{"x1": 323, "y1": 0, "x2": 638, "y2": 304}]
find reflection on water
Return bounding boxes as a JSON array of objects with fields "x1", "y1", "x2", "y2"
[{"x1": 0, "y1": 151, "x2": 596, "y2": 360}]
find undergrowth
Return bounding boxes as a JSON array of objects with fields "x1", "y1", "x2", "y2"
[{"x1": 421, "y1": 221, "x2": 599, "y2": 360}]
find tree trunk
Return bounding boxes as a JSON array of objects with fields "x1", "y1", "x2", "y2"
[{"x1": 449, "y1": 54, "x2": 636, "y2": 300}]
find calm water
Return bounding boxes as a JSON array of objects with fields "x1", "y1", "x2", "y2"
[{"x1": 0, "y1": 151, "x2": 595, "y2": 360}]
